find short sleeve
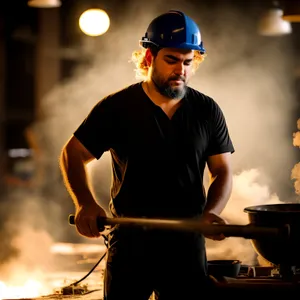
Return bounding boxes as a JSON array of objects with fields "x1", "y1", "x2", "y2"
[
  {"x1": 74, "y1": 98, "x2": 115, "y2": 159},
  {"x1": 206, "y1": 101, "x2": 235, "y2": 156}
]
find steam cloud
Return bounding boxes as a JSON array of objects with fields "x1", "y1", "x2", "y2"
[{"x1": 0, "y1": 0, "x2": 299, "y2": 291}]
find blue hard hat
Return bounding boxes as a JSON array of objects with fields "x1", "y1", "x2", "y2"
[{"x1": 140, "y1": 10, "x2": 205, "y2": 54}]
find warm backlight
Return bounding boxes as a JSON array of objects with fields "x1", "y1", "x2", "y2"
[{"x1": 79, "y1": 9, "x2": 110, "y2": 36}]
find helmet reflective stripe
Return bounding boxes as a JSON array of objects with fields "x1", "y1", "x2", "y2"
[{"x1": 140, "y1": 10, "x2": 205, "y2": 54}]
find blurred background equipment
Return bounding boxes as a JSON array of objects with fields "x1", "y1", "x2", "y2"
[{"x1": 282, "y1": 0, "x2": 300, "y2": 22}]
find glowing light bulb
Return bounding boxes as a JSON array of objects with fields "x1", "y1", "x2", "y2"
[{"x1": 79, "y1": 9, "x2": 110, "y2": 37}]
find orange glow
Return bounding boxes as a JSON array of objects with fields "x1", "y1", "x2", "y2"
[{"x1": 0, "y1": 279, "x2": 46, "y2": 300}]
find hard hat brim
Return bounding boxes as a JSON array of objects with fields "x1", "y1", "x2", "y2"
[{"x1": 139, "y1": 40, "x2": 206, "y2": 54}]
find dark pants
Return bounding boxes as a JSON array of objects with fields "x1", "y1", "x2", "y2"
[{"x1": 104, "y1": 227, "x2": 214, "y2": 300}]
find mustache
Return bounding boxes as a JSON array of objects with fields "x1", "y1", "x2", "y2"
[{"x1": 168, "y1": 75, "x2": 185, "y2": 82}]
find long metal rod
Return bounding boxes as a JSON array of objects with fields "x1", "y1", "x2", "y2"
[{"x1": 68, "y1": 214, "x2": 289, "y2": 239}]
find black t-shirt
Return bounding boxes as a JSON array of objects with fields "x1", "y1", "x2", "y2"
[{"x1": 74, "y1": 82, "x2": 234, "y2": 218}]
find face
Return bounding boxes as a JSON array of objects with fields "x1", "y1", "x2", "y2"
[{"x1": 148, "y1": 48, "x2": 195, "y2": 99}]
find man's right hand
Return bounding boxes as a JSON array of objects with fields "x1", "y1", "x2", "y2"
[{"x1": 74, "y1": 203, "x2": 107, "y2": 238}]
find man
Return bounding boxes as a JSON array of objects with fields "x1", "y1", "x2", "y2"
[{"x1": 60, "y1": 10, "x2": 234, "y2": 300}]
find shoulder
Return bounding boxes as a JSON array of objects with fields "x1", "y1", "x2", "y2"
[
  {"x1": 185, "y1": 86, "x2": 221, "y2": 113},
  {"x1": 86, "y1": 83, "x2": 142, "y2": 117},
  {"x1": 89, "y1": 83, "x2": 142, "y2": 116},
  {"x1": 101, "y1": 82, "x2": 142, "y2": 105}
]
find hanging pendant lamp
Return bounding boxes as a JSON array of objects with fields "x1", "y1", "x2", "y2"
[{"x1": 27, "y1": 0, "x2": 61, "y2": 8}]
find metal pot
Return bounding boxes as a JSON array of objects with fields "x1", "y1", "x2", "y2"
[
  {"x1": 244, "y1": 203, "x2": 300, "y2": 266},
  {"x1": 207, "y1": 259, "x2": 241, "y2": 278}
]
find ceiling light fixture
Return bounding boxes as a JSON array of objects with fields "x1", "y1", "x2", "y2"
[
  {"x1": 27, "y1": 0, "x2": 61, "y2": 8},
  {"x1": 79, "y1": 9, "x2": 110, "y2": 37},
  {"x1": 258, "y1": 7, "x2": 292, "y2": 36}
]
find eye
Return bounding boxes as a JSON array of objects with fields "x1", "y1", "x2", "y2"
[
  {"x1": 165, "y1": 59, "x2": 177, "y2": 64},
  {"x1": 184, "y1": 60, "x2": 193, "y2": 66}
]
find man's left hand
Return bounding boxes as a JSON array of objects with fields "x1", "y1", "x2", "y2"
[{"x1": 201, "y1": 211, "x2": 228, "y2": 241}]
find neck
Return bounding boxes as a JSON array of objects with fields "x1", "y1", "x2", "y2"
[{"x1": 142, "y1": 80, "x2": 183, "y2": 119}]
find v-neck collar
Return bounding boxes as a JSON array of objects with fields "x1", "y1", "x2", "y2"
[{"x1": 139, "y1": 82, "x2": 188, "y2": 121}]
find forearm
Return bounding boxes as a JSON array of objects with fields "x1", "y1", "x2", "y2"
[
  {"x1": 204, "y1": 169, "x2": 233, "y2": 215},
  {"x1": 60, "y1": 149, "x2": 98, "y2": 209}
]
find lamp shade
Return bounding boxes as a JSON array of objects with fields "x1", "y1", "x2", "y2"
[
  {"x1": 28, "y1": 0, "x2": 61, "y2": 8},
  {"x1": 258, "y1": 8, "x2": 292, "y2": 36}
]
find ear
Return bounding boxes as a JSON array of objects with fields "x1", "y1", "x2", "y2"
[{"x1": 145, "y1": 48, "x2": 153, "y2": 66}]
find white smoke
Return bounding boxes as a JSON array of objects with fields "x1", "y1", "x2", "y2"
[{"x1": 206, "y1": 168, "x2": 282, "y2": 264}]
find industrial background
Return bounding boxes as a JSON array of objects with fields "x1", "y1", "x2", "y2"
[{"x1": 0, "y1": 0, "x2": 299, "y2": 298}]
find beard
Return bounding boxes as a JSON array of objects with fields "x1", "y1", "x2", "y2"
[{"x1": 151, "y1": 66, "x2": 187, "y2": 100}]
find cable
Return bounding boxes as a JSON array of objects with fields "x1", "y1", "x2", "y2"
[
  {"x1": 70, "y1": 250, "x2": 107, "y2": 286},
  {"x1": 60, "y1": 234, "x2": 109, "y2": 295}
]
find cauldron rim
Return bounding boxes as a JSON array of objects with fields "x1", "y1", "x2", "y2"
[{"x1": 244, "y1": 203, "x2": 300, "y2": 213}]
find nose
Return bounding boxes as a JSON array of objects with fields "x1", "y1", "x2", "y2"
[{"x1": 174, "y1": 62, "x2": 185, "y2": 76}]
